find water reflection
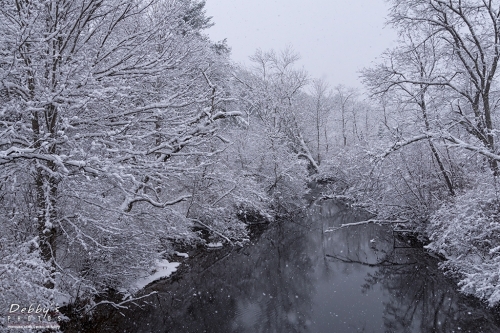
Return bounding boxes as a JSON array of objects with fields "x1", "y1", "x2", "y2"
[
  {"x1": 75, "y1": 200, "x2": 500, "y2": 333},
  {"x1": 364, "y1": 248, "x2": 500, "y2": 333}
]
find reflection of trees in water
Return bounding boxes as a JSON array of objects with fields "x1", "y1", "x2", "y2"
[
  {"x1": 76, "y1": 199, "x2": 500, "y2": 333},
  {"x1": 81, "y1": 219, "x2": 317, "y2": 333},
  {"x1": 229, "y1": 220, "x2": 315, "y2": 333},
  {"x1": 316, "y1": 200, "x2": 500, "y2": 333},
  {"x1": 313, "y1": 200, "x2": 392, "y2": 266},
  {"x1": 363, "y1": 249, "x2": 500, "y2": 333}
]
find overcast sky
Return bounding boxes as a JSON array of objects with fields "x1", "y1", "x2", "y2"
[{"x1": 204, "y1": 0, "x2": 397, "y2": 88}]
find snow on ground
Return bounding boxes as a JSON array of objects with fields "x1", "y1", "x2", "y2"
[
  {"x1": 207, "y1": 242, "x2": 223, "y2": 248},
  {"x1": 131, "y1": 259, "x2": 180, "y2": 292}
]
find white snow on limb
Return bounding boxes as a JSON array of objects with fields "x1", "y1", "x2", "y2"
[
  {"x1": 120, "y1": 194, "x2": 191, "y2": 212},
  {"x1": 55, "y1": 292, "x2": 72, "y2": 307},
  {"x1": 378, "y1": 134, "x2": 431, "y2": 158},
  {"x1": 212, "y1": 111, "x2": 244, "y2": 120},
  {"x1": 262, "y1": 212, "x2": 273, "y2": 222},
  {"x1": 325, "y1": 219, "x2": 408, "y2": 232},
  {"x1": 207, "y1": 242, "x2": 223, "y2": 248},
  {"x1": 378, "y1": 132, "x2": 500, "y2": 162},
  {"x1": 174, "y1": 251, "x2": 189, "y2": 258},
  {"x1": 297, "y1": 133, "x2": 319, "y2": 171},
  {"x1": 131, "y1": 260, "x2": 180, "y2": 292},
  {"x1": 193, "y1": 219, "x2": 234, "y2": 245}
]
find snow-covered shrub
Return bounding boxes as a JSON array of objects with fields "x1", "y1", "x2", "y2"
[
  {"x1": 426, "y1": 180, "x2": 500, "y2": 306},
  {"x1": 223, "y1": 117, "x2": 309, "y2": 216},
  {"x1": 0, "y1": 172, "x2": 63, "y2": 332},
  {"x1": 322, "y1": 140, "x2": 471, "y2": 231},
  {"x1": 0, "y1": 239, "x2": 59, "y2": 332}
]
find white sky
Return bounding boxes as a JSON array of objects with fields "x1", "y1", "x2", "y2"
[{"x1": 204, "y1": 0, "x2": 397, "y2": 88}]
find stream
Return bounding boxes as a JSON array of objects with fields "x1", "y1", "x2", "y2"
[{"x1": 74, "y1": 199, "x2": 500, "y2": 333}]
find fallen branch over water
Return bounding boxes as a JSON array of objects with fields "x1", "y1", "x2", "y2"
[
  {"x1": 325, "y1": 219, "x2": 409, "y2": 232},
  {"x1": 192, "y1": 219, "x2": 234, "y2": 245},
  {"x1": 81, "y1": 291, "x2": 158, "y2": 314},
  {"x1": 325, "y1": 254, "x2": 416, "y2": 267}
]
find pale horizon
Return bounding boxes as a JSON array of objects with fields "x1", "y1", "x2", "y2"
[{"x1": 205, "y1": 0, "x2": 397, "y2": 88}]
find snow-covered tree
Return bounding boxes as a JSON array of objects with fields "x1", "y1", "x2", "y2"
[
  {"x1": 0, "y1": 0, "x2": 246, "y2": 314},
  {"x1": 355, "y1": 0, "x2": 500, "y2": 306},
  {"x1": 230, "y1": 48, "x2": 315, "y2": 212},
  {"x1": 383, "y1": 0, "x2": 500, "y2": 173},
  {"x1": 237, "y1": 48, "x2": 318, "y2": 168}
]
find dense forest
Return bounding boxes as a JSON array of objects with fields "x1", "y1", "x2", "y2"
[{"x1": 1, "y1": 0, "x2": 500, "y2": 331}]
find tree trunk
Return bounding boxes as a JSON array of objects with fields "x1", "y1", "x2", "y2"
[
  {"x1": 419, "y1": 90, "x2": 455, "y2": 196},
  {"x1": 32, "y1": 104, "x2": 59, "y2": 288}
]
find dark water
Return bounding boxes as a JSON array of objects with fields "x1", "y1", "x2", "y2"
[{"x1": 77, "y1": 200, "x2": 500, "y2": 333}]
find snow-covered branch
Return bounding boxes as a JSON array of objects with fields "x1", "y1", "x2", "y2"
[
  {"x1": 121, "y1": 194, "x2": 192, "y2": 212},
  {"x1": 325, "y1": 219, "x2": 409, "y2": 233}
]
